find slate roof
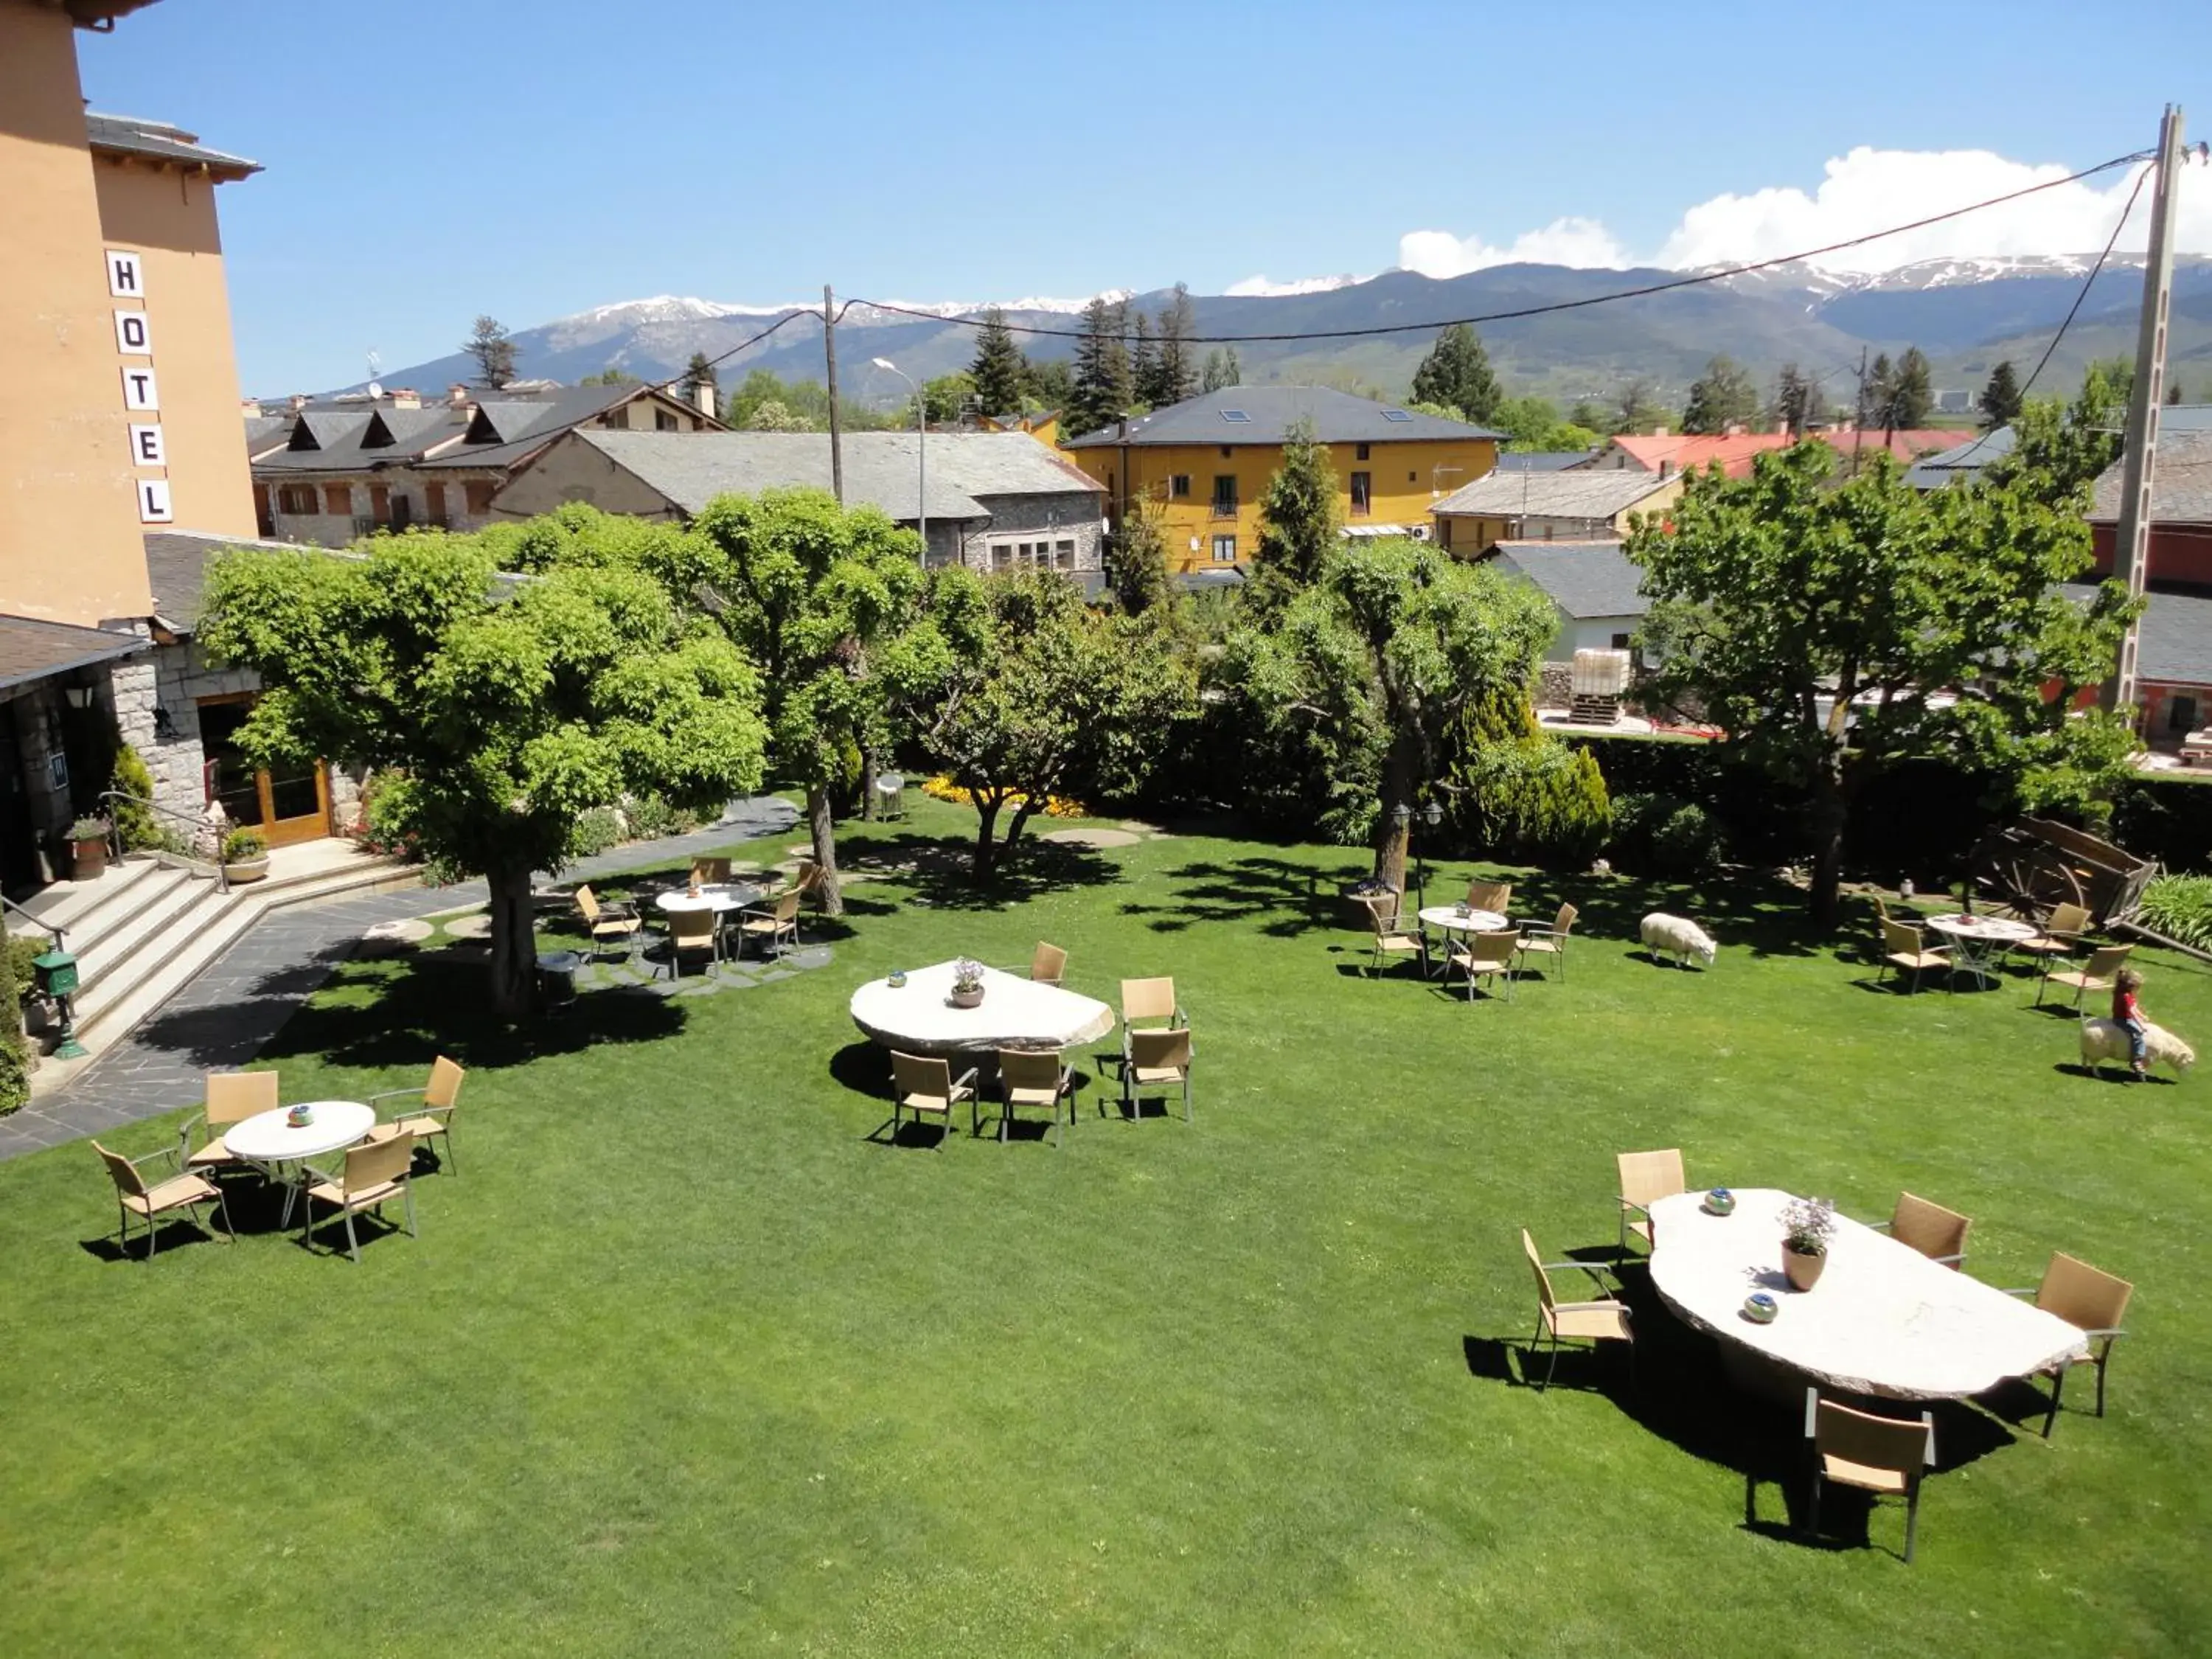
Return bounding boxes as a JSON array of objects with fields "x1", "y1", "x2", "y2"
[
  {"x1": 1486, "y1": 540, "x2": 1646, "y2": 619},
  {"x1": 1903, "y1": 425, "x2": 2017, "y2": 488},
  {"x1": 564, "y1": 430, "x2": 1105, "y2": 522},
  {"x1": 1060, "y1": 386, "x2": 1505, "y2": 448},
  {"x1": 254, "y1": 407, "x2": 468, "y2": 473},
  {"x1": 417, "y1": 383, "x2": 649, "y2": 471},
  {"x1": 243, "y1": 414, "x2": 291, "y2": 459},
  {"x1": 1493, "y1": 450, "x2": 1600, "y2": 472},
  {"x1": 1432, "y1": 469, "x2": 1674, "y2": 520},
  {"x1": 84, "y1": 111, "x2": 259, "y2": 178},
  {"x1": 2088, "y1": 427, "x2": 2212, "y2": 524},
  {"x1": 2062, "y1": 583, "x2": 2212, "y2": 688},
  {"x1": 0, "y1": 614, "x2": 147, "y2": 692},
  {"x1": 143, "y1": 529, "x2": 298, "y2": 635}
]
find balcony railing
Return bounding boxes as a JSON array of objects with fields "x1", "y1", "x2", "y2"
[{"x1": 1209, "y1": 501, "x2": 1239, "y2": 520}]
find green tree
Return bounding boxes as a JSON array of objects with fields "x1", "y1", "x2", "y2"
[
  {"x1": 1105, "y1": 494, "x2": 1172, "y2": 614},
  {"x1": 1024, "y1": 356, "x2": 1075, "y2": 411},
  {"x1": 1630, "y1": 442, "x2": 2138, "y2": 923},
  {"x1": 462, "y1": 315, "x2": 516, "y2": 387},
  {"x1": 969, "y1": 307, "x2": 1028, "y2": 415},
  {"x1": 1680, "y1": 355, "x2": 1761, "y2": 434},
  {"x1": 1409, "y1": 324, "x2": 1500, "y2": 424},
  {"x1": 1567, "y1": 397, "x2": 1611, "y2": 433},
  {"x1": 1130, "y1": 312, "x2": 1158, "y2": 412},
  {"x1": 1771, "y1": 363, "x2": 1815, "y2": 436},
  {"x1": 1253, "y1": 419, "x2": 1341, "y2": 595},
  {"x1": 686, "y1": 489, "x2": 930, "y2": 917},
  {"x1": 922, "y1": 371, "x2": 975, "y2": 425},
  {"x1": 1489, "y1": 394, "x2": 1601, "y2": 453},
  {"x1": 1980, "y1": 359, "x2": 2023, "y2": 428},
  {"x1": 1861, "y1": 352, "x2": 1893, "y2": 429},
  {"x1": 579, "y1": 366, "x2": 641, "y2": 386},
  {"x1": 2166, "y1": 378, "x2": 2185, "y2": 406},
  {"x1": 902, "y1": 569, "x2": 1194, "y2": 879},
  {"x1": 1447, "y1": 686, "x2": 1612, "y2": 866},
  {"x1": 1200, "y1": 347, "x2": 1242, "y2": 393},
  {"x1": 1613, "y1": 379, "x2": 1663, "y2": 434},
  {"x1": 1220, "y1": 538, "x2": 1554, "y2": 893},
  {"x1": 742, "y1": 398, "x2": 813, "y2": 433},
  {"x1": 1885, "y1": 345, "x2": 1933, "y2": 428},
  {"x1": 1152, "y1": 283, "x2": 1197, "y2": 407},
  {"x1": 200, "y1": 526, "x2": 767, "y2": 1015},
  {"x1": 680, "y1": 350, "x2": 717, "y2": 410},
  {"x1": 1993, "y1": 360, "x2": 2132, "y2": 498},
  {"x1": 1068, "y1": 295, "x2": 1133, "y2": 437}
]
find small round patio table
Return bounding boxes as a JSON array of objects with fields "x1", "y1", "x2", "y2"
[
  {"x1": 1416, "y1": 906, "x2": 1509, "y2": 976},
  {"x1": 226, "y1": 1101, "x2": 376, "y2": 1228},
  {"x1": 849, "y1": 961, "x2": 1115, "y2": 1057},
  {"x1": 653, "y1": 884, "x2": 762, "y2": 916},
  {"x1": 1924, "y1": 913, "x2": 2038, "y2": 989}
]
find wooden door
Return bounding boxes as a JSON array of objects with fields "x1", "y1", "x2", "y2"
[{"x1": 196, "y1": 695, "x2": 330, "y2": 846}]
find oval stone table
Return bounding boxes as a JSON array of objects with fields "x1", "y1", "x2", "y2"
[
  {"x1": 849, "y1": 961, "x2": 1115, "y2": 1056},
  {"x1": 1646, "y1": 1187, "x2": 2088, "y2": 1401}
]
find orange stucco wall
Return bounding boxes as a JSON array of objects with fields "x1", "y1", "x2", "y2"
[
  {"x1": 94, "y1": 156, "x2": 256, "y2": 538},
  {"x1": 0, "y1": 1, "x2": 154, "y2": 625}
]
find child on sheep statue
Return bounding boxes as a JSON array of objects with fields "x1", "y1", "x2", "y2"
[{"x1": 2115, "y1": 968, "x2": 2151, "y2": 1083}]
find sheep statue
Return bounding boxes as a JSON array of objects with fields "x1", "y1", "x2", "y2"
[
  {"x1": 2079, "y1": 1017, "x2": 2197, "y2": 1079},
  {"x1": 1641, "y1": 912, "x2": 1718, "y2": 970}
]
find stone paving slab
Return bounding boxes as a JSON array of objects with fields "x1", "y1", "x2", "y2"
[{"x1": 1, "y1": 796, "x2": 799, "y2": 1163}]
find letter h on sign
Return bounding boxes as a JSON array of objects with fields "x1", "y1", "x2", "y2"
[{"x1": 106, "y1": 250, "x2": 143, "y2": 298}]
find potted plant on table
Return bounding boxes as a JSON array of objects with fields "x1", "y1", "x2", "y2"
[
  {"x1": 947, "y1": 957, "x2": 987, "y2": 1009},
  {"x1": 67, "y1": 818, "x2": 110, "y2": 881},
  {"x1": 221, "y1": 827, "x2": 271, "y2": 885},
  {"x1": 1780, "y1": 1195, "x2": 1836, "y2": 1291}
]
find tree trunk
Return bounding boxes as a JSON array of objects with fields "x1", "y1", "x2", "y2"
[
  {"x1": 806, "y1": 782, "x2": 844, "y2": 918},
  {"x1": 1806, "y1": 747, "x2": 1851, "y2": 926},
  {"x1": 858, "y1": 746, "x2": 877, "y2": 821},
  {"x1": 1004, "y1": 799, "x2": 1038, "y2": 862},
  {"x1": 485, "y1": 860, "x2": 539, "y2": 1021},
  {"x1": 1371, "y1": 735, "x2": 1417, "y2": 894},
  {"x1": 971, "y1": 796, "x2": 1002, "y2": 882}
]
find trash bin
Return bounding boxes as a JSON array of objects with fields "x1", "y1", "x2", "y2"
[
  {"x1": 537, "y1": 950, "x2": 584, "y2": 1010},
  {"x1": 873, "y1": 771, "x2": 905, "y2": 818}
]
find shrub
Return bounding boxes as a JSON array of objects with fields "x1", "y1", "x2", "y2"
[
  {"x1": 1609, "y1": 793, "x2": 1726, "y2": 881},
  {"x1": 108, "y1": 745, "x2": 161, "y2": 851},
  {"x1": 623, "y1": 794, "x2": 701, "y2": 841},
  {"x1": 568, "y1": 806, "x2": 625, "y2": 860},
  {"x1": 68, "y1": 816, "x2": 108, "y2": 841},
  {"x1": 7, "y1": 930, "x2": 45, "y2": 1003},
  {"x1": 2138, "y1": 874, "x2": 2212, "y2": 951},
  {"x1": 920, "y1": 775, "x2": 1088, "y2": 818},
  {"x1": 221, "y1": 827, "x2": 266, "y2": 863},
  {"x1": 1448, "y1": 692, "x2": 1613, "y2": 867},
  {"x1": 353, "y1": 769, "x2": 423, "y2": 860},
  {"x1": 0, "y1": 1020, "x2": 27, "y2": 1117}
]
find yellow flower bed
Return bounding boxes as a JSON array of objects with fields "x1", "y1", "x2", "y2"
[{"x1": 921, "y1": 774, "x2": 1089, "y2": 818}]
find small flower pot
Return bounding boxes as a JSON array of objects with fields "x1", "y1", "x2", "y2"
[
  {"x1": 71, "y1": 836, "x2": 109, "y2": 881},
  {"x1": 948, "y1": 986, "x2": 984, "y2": 1009},
  {"x1": 223, "y1": 855, "x2": 271, "y2": 885},
  {"x1": 1781, "y1": 1244, "x2": 1826, "y2": 1292}
]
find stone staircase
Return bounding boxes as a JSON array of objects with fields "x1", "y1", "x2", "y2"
[{"x1": 15, "y1": 842, "x2": 420, "y2": 1094}]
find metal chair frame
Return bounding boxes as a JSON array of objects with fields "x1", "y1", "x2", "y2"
[{"x1": 94, "y1": 1139, "x2": 232, "y2": 1260}]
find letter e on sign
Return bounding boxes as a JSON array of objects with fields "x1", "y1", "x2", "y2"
[
  {"x1": 114, "y1": 310, "x2": 152, "y2": 355},
  {"x1": 121, "y1": 366, "x2": 159, "y2": 411},
  {"x1": 106, "y1": 249, "x2": 144, "y2": 298},
  {"x1": 129, "y1": 423, "x2": 167, "y2": 467},
  {"x1": 137, "y1": 478, "x2": 174, "y2": 524}
]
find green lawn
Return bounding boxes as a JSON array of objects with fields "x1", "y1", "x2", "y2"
[{"x1": 4, "y1": 796, "x2": 2207, "y2": 1656}]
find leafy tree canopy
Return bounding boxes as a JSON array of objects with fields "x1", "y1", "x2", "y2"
[
  {"x1": 1410, "y1": 324, "x2": 1501, "y2": 424},
  {"x1": 1680, "y1": 355, "x2": 1761, "y2": 434},
  {"x1": 1252, "y1": 419, "x2": 1341, "y2": 601}
]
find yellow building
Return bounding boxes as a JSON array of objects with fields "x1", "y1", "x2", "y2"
[{"x1": 1060, "y1": 386, "x2": 1500, "y2": 574}]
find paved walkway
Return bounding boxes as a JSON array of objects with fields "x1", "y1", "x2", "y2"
[{"x1": 0, "y1": 796, "x2": 799, "y2": 1163}]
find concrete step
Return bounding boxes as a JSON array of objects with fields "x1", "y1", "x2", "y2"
[
  {"x1": 10, "y1": 853, "x2": 175, "y2": 939},
  {"x1": 70, "y1": 865, "x2": 213, "y2": 995}
]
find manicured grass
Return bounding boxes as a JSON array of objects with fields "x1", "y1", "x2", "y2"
[{"x1": 3, "y1": 796, "x2": 2208, "y2": 1655}]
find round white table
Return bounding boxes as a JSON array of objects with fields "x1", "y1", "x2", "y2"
[
  {"x1": 1646, "y1": 1187, "x2": 2087, "y2": 1401},
  {"x1": 1924, "y1": 913, "x2": 2038, "y2": 988},
  {"x1": 1416, "y1": 905, "x2": 1508, "y2": 936},
  {"x1": 850, "y1": 961, "x2": 1115, "y2": 1056},
  {"x1": 654, "y1": 884, "x2": 762, "y2": 915},
  {"x1": 226, "y1": 1101, "x2": 377, "y2": 1228}
]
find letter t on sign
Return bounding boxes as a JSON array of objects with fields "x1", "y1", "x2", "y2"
[{"x1": 121, "y1": 366, "x2": 159, "y2": 411}]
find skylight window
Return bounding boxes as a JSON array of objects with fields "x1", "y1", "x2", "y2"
[
  {"x1": 1382, "y1": 408, "x2": 1413, "y2": 422},
  {"x1": 1219, "y1": 408, "x2": 1251, "y2": 423}
]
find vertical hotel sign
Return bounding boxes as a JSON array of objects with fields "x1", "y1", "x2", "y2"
[{"x1": 108, "y1": 248, "x2": 171, "y2": 523}]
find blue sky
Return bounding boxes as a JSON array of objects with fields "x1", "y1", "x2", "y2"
[{"x1": 77, "y1": 0, "x2": 2211, "y2": 394}]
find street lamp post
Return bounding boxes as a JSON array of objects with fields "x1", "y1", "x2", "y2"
[{"x1": 872, "y1": 357, "x2": 927, "y2": 566}]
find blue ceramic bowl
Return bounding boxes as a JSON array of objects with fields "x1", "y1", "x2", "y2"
[
  {"x1": 1703, "y1": 1187, "x2": 1736, "y2": 1217},
  {"x1": 1742, "y1": 1292, "x2": 1778, "y2": 1324}
]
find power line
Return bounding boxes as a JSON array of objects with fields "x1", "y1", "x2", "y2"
[{"x1": 854, "y1": 151, "x2": 2151, "y2": 346}]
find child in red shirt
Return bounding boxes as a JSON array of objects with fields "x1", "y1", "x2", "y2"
[{"x1": 2113, "y1": 967, "x2": 2149, "y2": 1081}]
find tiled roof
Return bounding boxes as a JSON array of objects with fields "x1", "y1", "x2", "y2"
[
  {"x1": 1601, "y1": 428, "x2": 1957, "y2": 479},
  {"x1": 0, "y1": 613, "x2": 147, "y2": 692},
  {"x1": 2088, "y1": 428, "x2": 2212, "y2": 524},
  {"x1": 1060, "y1": 386, "x2": 1504, "y2": 448},
  {"x1": 1432, "y1": 469, "x2": 1673, "y2": 520},
  {"x1": 1486, "y1": 539, "x2": 1646, "y2": 619},
  {"x1": 84, "y1": 111, "x2": 259, "y2": 178},
  {"x1": 1493, "y1": 450, "x2": 1600, "y2": 472},
  {"x1": 143, "y1": 529, "x2": 298, "y2": 634}
]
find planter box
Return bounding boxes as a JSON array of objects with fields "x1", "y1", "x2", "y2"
[
  {"x1": 223, "y1": 856, "x2": 271, "y2": 885},
  {"x1": 70, "y1": 838, "x2": 108, "y2": 881}
]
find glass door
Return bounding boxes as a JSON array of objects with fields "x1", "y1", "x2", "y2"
[{"x1": 196, "y1": 697, "x2": 330, "y2": 846}]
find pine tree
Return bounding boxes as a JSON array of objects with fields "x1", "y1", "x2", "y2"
[
  {"x1": 1200, "y1": 346, "x2": 1242, "y2": 393},
  {"x1": 1105, "y1": 496, "x2": 1172, "y2": 613},
  {"x1": 1153, "y1": 283, "x2": 1197, "y2": 408},
  {"x1": 463, "y1": 316, "x2": 517, "y2": 387},
  {"x1": 1770, "y1": 362, "x2": 1815, "y2": 436},
  {"x1": 1253, "y1": 420, "x2": 1340, "y2": 591},
  {"x1": 1068, "y1": 296, "x2": 1133, "y2": 438},
  {"x1": 678, "y1": 350, "x2": 717, "y2": 413},
  {"x1": 2166, "y1": 378, "x2": 2184, "y2": 406},
  {"x1": 1980, "y1": 360, "x2": 2023, "y2": 428},
  {"x1": 1614, "y1": 379, "x2": 1663, "y2": 435},
  {"x1": 968, "y1": 307, "x2": 1028, "y2": 416},
  {"x1": 1680, "y1": 355, "x2": 1761, "y2": 434},
  {"x1": 1130, "y1": 312, "x2": 1159, "y2": 410},
  {"x1": 1887, "y1": 346, "x2": 1933, "y2": 428},
  {"x1": 1860, "y1": 353, "x2": 1893, "y2": 429},
  {"x1": 1410, "y1": 324, "x2": 1500, "y2": 422}
]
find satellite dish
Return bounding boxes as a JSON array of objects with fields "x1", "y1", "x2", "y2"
[{"x1": 366, "y1": 381, "x2": 384, "y2": 399}]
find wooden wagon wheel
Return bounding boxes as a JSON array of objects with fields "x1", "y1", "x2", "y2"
[{"x1": 1977, "y1": 846, "x2": 2084, "y2": 923}]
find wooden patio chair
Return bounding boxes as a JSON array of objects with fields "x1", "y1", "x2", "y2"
[
  {"x1": 1030, "y1": 941, "x2": 1068, "y2": 986},
  {"x1": 366, "y1": 1056, "x2": 466, "y2": 1175},
  {"x1": 1876, "y1": 1191, "x2": 1969, "y2": 1268},
  {"x1": 94, "y1": 1139, "x2": 230, "y2": 1260},
  {"x1": 658, "y1": 906, "x2": 720, "y2": 978},
  {"x1": 1805, "y1": 1388, "x2": 1935, "y2": 1564},
  {"x1": 888, "y1": 1051, "x2": 978, "y2": 1148},
  {"x1": 1877, "y1": 918, "x2": 1950, "y2": 993},
  {"x1": 2014, "y1": 901, "x2": 2090, "y2": 963},
  {"x1": 2003, "y1": 1252, "x2": 2133, "y2": 1437},
  {"x1": 300, "y1": 1132, "x2": 418, "y2": 1263},
  {"x1": 996, "y1": 1047, "x2": 1075, "y2": 1147},
  {"x1": 180, "y1": 1069, "x2": 278, "y2": 1176},
  {"x1": 1615, "y1": 1147, "x2": 1686, "y2": 1253},
  {"x1": 689, "y1": 856, "x2": 733, "y2": 887},
  {"x1": 1447, "y1": 928, "x2": 1520, "y2": 1001},
  {"x1": 1513, "y1": 902, "x2": 1578, "y2": 981},
  {"x1": 737, "y1": 888, "x2": 801, "y2": 961},
  {"x1": 2035, "y1": 942, "x2": 2132, "y2": 1010},
  {"x1": 574, "y1": 885, "x2": 642, "y2": 961},
  {"x1": 1124, "y1": 1026, "x2": 1193, "y2": 1122},
  {"x1": 1466, "y1": 879, "x2": 1512, "y2": 916},
  {"x1": 1361, "y1": 893, "x2": 1428, "y2": 978},
  {"x1": 1520, "y1": 1228, "x2": 1632, "y2": 1391}
]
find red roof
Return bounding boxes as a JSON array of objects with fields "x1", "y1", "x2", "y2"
[{"x1": 1599, "y1": 428, "x2": 1961, "y2": 480}]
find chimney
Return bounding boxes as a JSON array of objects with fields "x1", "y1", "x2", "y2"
[
  {"x1": 1722, "y1": 422, "x2": 1745, "y2": 437},
  {"x1": 691, "y1": 378, "x2": 717, "y2": 420},
  {"x1": 239, "y1": 397, "x2": 262, "y2": 418},
  {"x1": 288, "y1": 392, "x2": 308, "y2": 414},
  {"x1": 391, "y1": 387, "x2": 420, "y2": 411},
  {"x1": 448, "y1": 382, "x2": 471, "y2": 409},
  {"x1": 1778, "y1": 421, "x2": 1792, "y2": 442},
  {"x1": 1649, "y1": 425, "x2": 1669, "y2": 437}
]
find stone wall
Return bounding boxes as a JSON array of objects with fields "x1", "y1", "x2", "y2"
[
  {"x1": 110, "y1": 641, "x2": 256, "y2": 829},
  {"x1": 1537, "y1": 662, "x2": 1573, "y2": 710},
  {"x1": 958, "y1": 491, "x2": 1106, "y2": 573}
]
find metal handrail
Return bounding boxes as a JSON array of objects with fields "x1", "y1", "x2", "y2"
[
  {"x1": 95, "y1": 790, "x2": 229, "y2": 894},
  {"x1": 1, "y1": 891, "x2": 65, "y2": 953}
]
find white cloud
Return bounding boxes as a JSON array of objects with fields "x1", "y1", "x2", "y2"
[
  {"x1": 1225, "y1": 273, "x2": 1366, "y2": 297},
  {"x1": 1396, "y1": 147, "x2": 2212, "y2": 278}
]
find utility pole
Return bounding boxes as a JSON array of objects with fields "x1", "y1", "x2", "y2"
[
  {"x1": 823, "y1": 284, "x2": 845, "y2": 504},
  {"x1": 2103, "y1": 105, "x2": 2186, "y2": 718}
]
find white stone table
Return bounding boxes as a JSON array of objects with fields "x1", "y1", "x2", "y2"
[
  {"x1": 1924, "y1": 912, "x2": 2037, "y2": 988},
  {"x1": 1646, "y1": 1187, "x2": 2088, "y2": 1401},
  {"x1": 849, "y1": 961, "x2": 1114, "y2": 1056}
]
